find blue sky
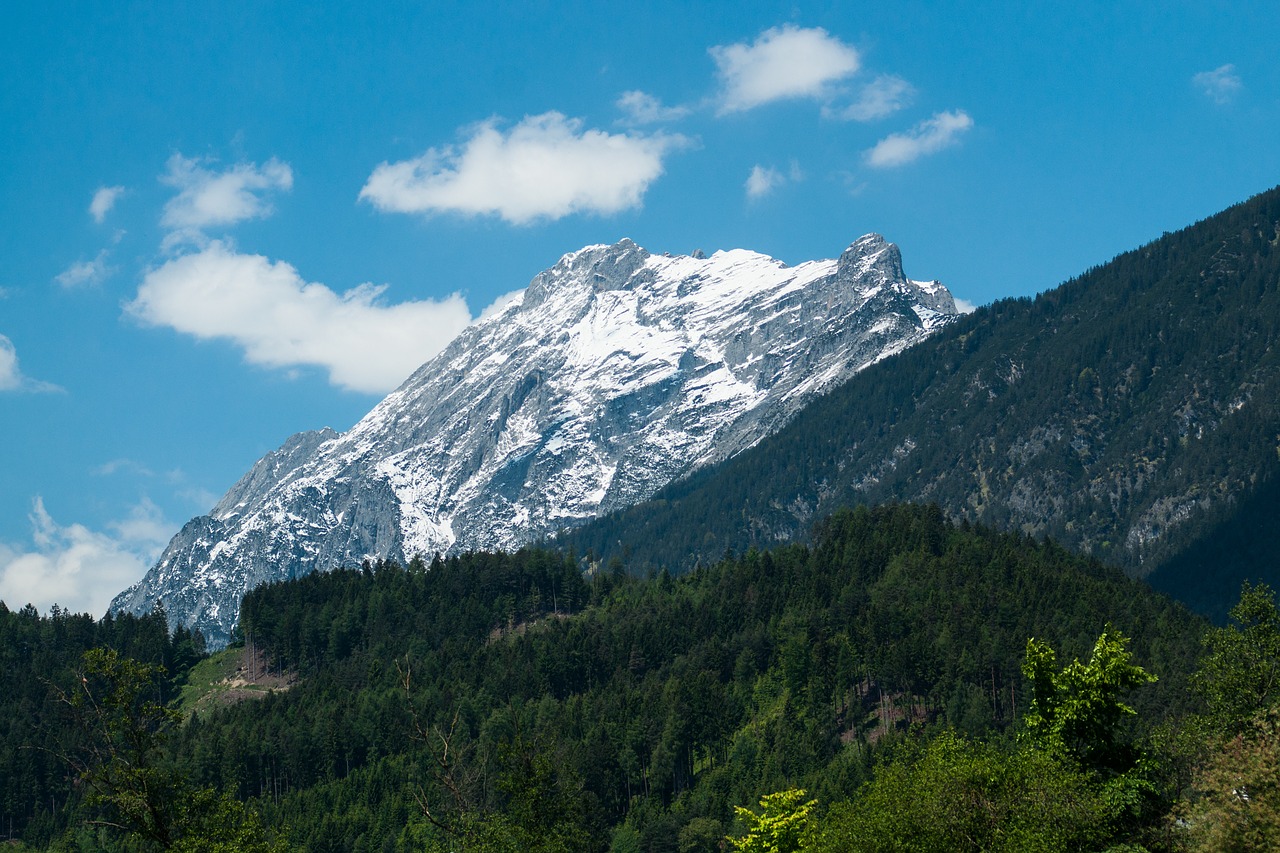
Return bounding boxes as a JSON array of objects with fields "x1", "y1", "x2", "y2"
[{"x1": 2, "y1": 1, "x2": 1278, "y2": 616}]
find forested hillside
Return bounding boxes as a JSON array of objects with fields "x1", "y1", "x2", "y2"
[
  {"x1": 0, "y1": 605, "x2": 202, "y2": 843},
  {"x1": 565, "y1": 186, "x2": 1280, "y2": 621},
  {"x1": 6, "y1": 505, "x2": 1238, "y2": 851}
]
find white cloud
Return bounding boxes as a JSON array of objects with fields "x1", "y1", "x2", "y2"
[
  {"x1": 746, "y1": 161, "x2": 804, "y2": 200},
  {"x1": 178, "y1": 485, "x2": 220, "y2": 512},
  {"x1": 711, "y1": 25, "x2": 860, "y2": 114},
  {"x1": 106, "y1": 498, "x2": 174, "y2": 552},
  {"x1": 360, "y1": 112, "x2": 685, "y2": 225},
  {"x1": 616, "y1": 90, "x2": 692, "y2": 125},
  {"x1": 865, "y1": 110, "x2": 974, "y2": 168},
  {"x1": 127, "y1": 241, "x2": 474, "y2": 394},
  {"x1": 0, "y1": 333, "x2": 59, "y2": 393},
  {"x1": 834, "y1": 74, "x2": 915, "y2": 121},
  {"x1": 954, "y1": 297, "x2": 978, "y2": 314},
  {"x1": 92, "y1": 458, "x2": 155, "y2": 477},
  {"x1": 1193, "y1": 64, "x2": 1242, "y2": 105},
  {"x1": 160, "y1": 154, "x2": 293, "y2": 233},
  {"x1": 0, "y1": 335, "x2": 20, "y2": 390},
  {"x1": 89, "y1": 185, "x2": 125, "y2": 223},
  {"x1": 0, "y1": 498, "x2": 170, "y2": 617},
  {"x1": 746, "y1": 165, "x2": 783, "y2": 199},
  {"x1": 55, "y1": 249, "x2": 113, "y2": 288}
]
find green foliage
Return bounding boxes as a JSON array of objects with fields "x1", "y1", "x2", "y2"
[
  {"x1": 678, "y1": 816, "x2": 724, "y2": 853},
  {"x1": 1168, "y1": 583, "x2": 1280, "y2": 851},
  {"x1": 1192, "y1": 582, "x2": 1280, "y2": 736},
  {"x1": 728, "y1": 789, "x2": 815, "y2": 853},
  {"x1": 0, "y1": 601, "x2": 191, "y2": 845},
  {"x1": 402, "y1": 810, "x2": 524, "y2": 853},
  {"x1": 62, "y1": 648, "x2": 184, "y2": 848},
  {"x1": 164, "y1": 506, "x2": 1198, "y2": 850},
  {"x1": 803, "y1": 731, "x2": 1112, "y2": 852},
  {"x1": 57, "y1": 648, "x2": 286, "y2": 852},
  {"x1": 493, "y1": 737, "x2": 593, "y2": 853},
  {"x1": 401, "y1": 736, "x2": 596, "y2": 853},
  {"x1": 168, "y1": 788, "x2": 288, "y2": 853},
  {"x1": 1174, "y1": 706, "x2": 1280, "y2": 852},
  {"x1": 1022, "y1": 628, "x2": 1157, "y2": 773}
]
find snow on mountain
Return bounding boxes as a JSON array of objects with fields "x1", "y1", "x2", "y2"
[{"x1": 111, "y1": 234, "x2": 958, "y2": 645}]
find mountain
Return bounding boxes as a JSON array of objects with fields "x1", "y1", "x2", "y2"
[
  {"x1": 565, "y1": 186, "x2": 1280, "y2": 621},
  {"x1": 113, "y1": 235, "x2": 958, "y2": 645}
]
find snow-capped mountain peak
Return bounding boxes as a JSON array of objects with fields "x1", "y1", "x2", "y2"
[{"x1": 112, "y1": 235, "x2": 958, "y2": 646}]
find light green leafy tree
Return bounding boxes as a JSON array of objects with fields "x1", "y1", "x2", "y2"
[
  {"x1": 1022, "y1": 627, "x2": 1157, "y2": 774},
  {"x1": 1174, "y1": 583, "x2": 1280, "y2": 851},
  {"x1": 1192, "y1": 582, "x2": 1280, "y2": 737},
  {"x1": 728, "y1": 788, "x2": 816, "y2": 853},
  {"x1": 801, "y1": 731, "x2": 1112, "y2": 853}
]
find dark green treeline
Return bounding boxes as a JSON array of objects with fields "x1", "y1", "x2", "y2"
[
  {"x1": 0, "y1": 603, "x2": 202, "y2": 844},
  {"x1": 4, "y1": 504, "x2": 1207, "y2": 850}
]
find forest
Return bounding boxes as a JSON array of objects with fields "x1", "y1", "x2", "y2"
[{"x1": 2, "y1": 503, "x2": 1277, "y2": 851}]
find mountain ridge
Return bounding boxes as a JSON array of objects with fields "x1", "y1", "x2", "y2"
[{"x1": 564, "y1": 186, "x2": 1280, "y2": 621}]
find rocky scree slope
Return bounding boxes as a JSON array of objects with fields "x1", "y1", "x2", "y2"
[{"x1": 113, "y1": 235, "x2": 957, "y2": 645}]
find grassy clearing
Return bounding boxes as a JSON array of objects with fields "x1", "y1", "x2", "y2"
[{"x1": 175, "y1": 646, "x2": 294, "y2": 717}]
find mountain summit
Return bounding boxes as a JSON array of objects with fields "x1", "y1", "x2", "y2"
[{"x1": 112, "y1": 236, "x2": 957, "y2": 645}]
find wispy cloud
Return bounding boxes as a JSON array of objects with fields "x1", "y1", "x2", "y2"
[
  {"x1": 159, "y1": 154, "x2": 293, "y2": 243},
  {"x1": 92, "y1": 459, "x2": 219, "y2": 512},
  {"x1": 616, "y1": 90, "x2": 692, "y2": 125},
  {"x1": 107, "y1": 498, "x2": 174, "y2": 552},
  {"x1": 0, "y1": 333, "x2": 60, "y2": 393},
  {"x1": 711, "y1": 25, "x2": 860, "y2": 114},
  {"x1": 89, "y1": 185, "x2": 125, "y2": 223},
  {"x1": 0, "y1": 334, "x2": 23, "y2": 390},
  {"x1": 55, "y1": 249, "x2": 113, "y2": 288},
  {"x1": 746, "y1": 165, "x2": 783, "y2": 199},
  {"x1": 865, "y1": 110, "x2": 974, "y2": 168},
  {"x1": 177, "y1": 485, "x2": 220, "y2": 512},
  {"x1": 475, "y1": 289, "x2": 525, "y2": 324},
  {"x1": 745, "y1": 161, "x2": 803, "y2": 200},
  {"x1": 361, "y1": 112, "x2": 686, "y2": 225},
  {"x1": 832, "y1": 74, "x2": 915, "y2": 122},
  {"x1": 92, "y1": 458, "x2": 156, "y2": 478},
  {"x1": 0, "y1": 498, "x2": 171, "y2": 617},
  {"x1": 1193, "y1": 64, "x2": 1242, "y2": 105},
  {"x1": 127, "y1": 241, "x2": 477, "y2": 394}
]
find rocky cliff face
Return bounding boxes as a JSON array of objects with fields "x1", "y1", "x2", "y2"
[{"x1": 112, "y1": 235, "x2": 957, "y2": 645}]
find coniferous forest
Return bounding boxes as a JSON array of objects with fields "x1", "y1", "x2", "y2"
[{"x1": 3, "y1": 504, "x2": 1279, "y2": 851}]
